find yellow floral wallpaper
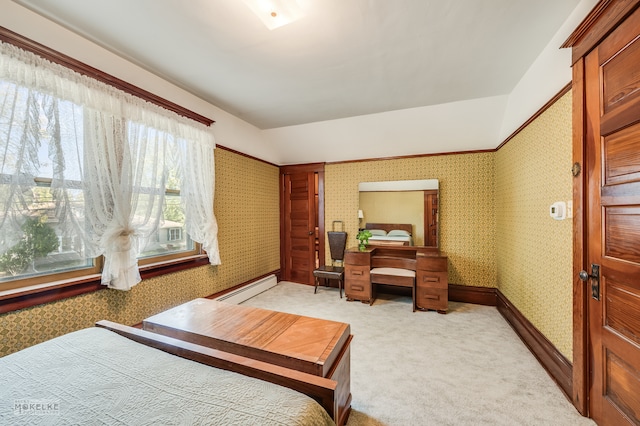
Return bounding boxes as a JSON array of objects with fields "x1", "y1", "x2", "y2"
[
  {"x1": 325, "y1": 152, "x2": 497, "y2": 288},
  {"x1": 495, "y1": 92, "x2": 573, "y2": 359},
  {"x1": 324, "y1": 93, "x2": 573, "y2": 359},
  {"x1": 0, "y1": 95, "x2": 574, "y2": 361},
  {"x1": 0, "y1": 148, "x2": 280, "y2": 357}
]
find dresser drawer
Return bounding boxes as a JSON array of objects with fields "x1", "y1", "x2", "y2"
[
  {"x1": 415, "y1": 287, "x2": 448, "y2": 311},
  {"x1": 345, "y1": 251, "x2": 370, "y2": 266},
  {"x1": 345, "y1": 265, "x2": 371, "y2": 301},
  {"x1": 345, "y1": 279, "x2": 371, "y2": 300},
  {"x1": 416, "y1": 271, "x2": 448, "y2": 289},
  {"x1": 416, "y1": 255, "x2": 447, "y2": 272},
  {"x1": 346, "y1": 265, "x2": 370, "y2": 280}
]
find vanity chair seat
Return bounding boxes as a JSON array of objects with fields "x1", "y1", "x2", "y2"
[
  {"x1": 314, "y1": 231, "x2": 348, "y2": 298},
  {"x1": 313, "y1": 265, "x2": 345, "y2": 297},
  {"x1": 370, "y1": 267, "x2": 416, "y2": 311}
]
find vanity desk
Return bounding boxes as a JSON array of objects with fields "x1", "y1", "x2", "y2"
[{"x1": 344, "y1": 246, "x2": 448, "y2": 313}]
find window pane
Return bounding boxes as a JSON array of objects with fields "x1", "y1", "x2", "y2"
[
  {"x1": 0, "y1": 187, "x2": 94, "y2": 283},
  {"x1": 138, "y1": 193, "x2": 194, "y2": 259}
]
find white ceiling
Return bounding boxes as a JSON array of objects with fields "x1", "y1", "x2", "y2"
[{"x1": 14, "y1": 0, "x2": 582, "y2": 134}]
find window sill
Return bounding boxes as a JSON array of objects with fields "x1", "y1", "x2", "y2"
[{"x1": 0, "y1": 254, "x2": 210, "y2": 314}]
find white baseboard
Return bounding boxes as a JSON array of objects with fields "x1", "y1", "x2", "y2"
[{"x1": 213, "y1": 274, "x2": 277, "y2": 304}]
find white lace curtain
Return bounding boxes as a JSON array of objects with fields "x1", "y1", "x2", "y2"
[{"x1": 0, "y1": 41, "x2": 220, "y2": 290}]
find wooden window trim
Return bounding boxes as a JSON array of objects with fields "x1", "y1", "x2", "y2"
[
  {"x1": 0, "y1": 27, "x2": 215, "y2": 313},
  {"x1": 0, "y1": 254, "x2": 210, "y2": 314},
  {"x1": 0, "y1": 26, "x2": 214, "y2": 126}
]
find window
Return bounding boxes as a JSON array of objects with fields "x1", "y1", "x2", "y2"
[
  {"x1": 0, "y1": 182, "x2": 99, "y2": 292},
  {"x1": 168, "y1": 228, "x2": 183, "y2": 243},
  {"x1": 0, "y1": 36, "x2": 220, "y2": 298},
  {"x1": 138, "y1": 191, "x2": 196, "y2": 263}
]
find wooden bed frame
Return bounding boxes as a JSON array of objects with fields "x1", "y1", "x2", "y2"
[
  {"x1": 365, "y1": 222, "x2": 413, "y2": 235},
  {"x1": 96, "y1": 320, "x2": 345, "y2": 425},
  {"x1": 365, "y1": 223, "x2": 413, "y2": 246}
]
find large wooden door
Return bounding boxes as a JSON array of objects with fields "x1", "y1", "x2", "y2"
[
  {"x1": 280, "y1": 164, "x2": 324, "y2": 285},
  {"x1": 584, "y1": 7, "x2": 640, "y2": 425}
]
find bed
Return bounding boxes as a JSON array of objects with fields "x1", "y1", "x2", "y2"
[
  {"x1": 0, "y1": 321, "x2": 336, "y2": 425},
  {"x1": 365, "y1": 223, "x2": 414, "y2": 246}
]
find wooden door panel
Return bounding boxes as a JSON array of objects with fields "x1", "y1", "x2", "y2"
[
  {"x1": 289, "y1": 174, "x2": 310, "y2": 190},
  {"x1": 599, "y1": 9, "x2": 640, "y2": 136},
  {"x1": 291, "y1": 237, "x2": 311, "y2": 252},
  {"x1": 290, "y1": 252, "x2": 311, "y2": 264},
  {"x1": 603, "y1": 349, "x2": 640, "y2": 423},
  {"x1": 290, "y1": 263, "x2": 311, "y2": 283},
  {"x1": 604, "y1": 207, "x2": 640, "y2": 262},
  {"x1": 601, "y1": 33, "x2": 640, "y2": 115},
  {"x1": 601, "y1": 182, "x2": 640, "y2": 206},
  {"x1": 605, "y1": 277, "x2": 640, "y2": 345},
  {"x1": 586, "y1": 5, "x2": 640, "y2": 425},
  {"x1": 603, "y1": 123, "x2": 640, "y2": 185},
  {"x1": 291, "y1": 203, "x2": 309, "y2": 215},
  {"x1": 291, "y1": 221, "x2": 310, "y2": 237},
  {"x1": 598, "y1": 7, "x2": 640, "y2": 135}
]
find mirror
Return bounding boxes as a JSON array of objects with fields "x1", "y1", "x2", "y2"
[{"x1": 358, "y1": 179, "x2": 439, "y2": 247}]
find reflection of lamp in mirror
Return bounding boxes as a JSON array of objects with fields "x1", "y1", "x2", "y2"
[{"x1": 358, "y1": 209, "x2": 364, "y2": 230}]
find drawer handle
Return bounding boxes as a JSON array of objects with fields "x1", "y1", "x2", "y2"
[
  {"x1": 422, "y1": 276, "x2": 439, "y2": 283},
  {"x1": 352, "y1": 285, "x2": 364, "y2": 291},
  {"x1": 421, "y1": 294, "x2": 440, "y2": 300},
  {"x1": 352, "y1": 271, "x2": 363, "y2": 276}
]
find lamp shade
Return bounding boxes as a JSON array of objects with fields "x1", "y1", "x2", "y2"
[{"x1": 358, "y1": 210, "x2": 364, "y2": 219}]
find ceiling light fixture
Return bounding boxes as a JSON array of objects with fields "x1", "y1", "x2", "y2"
[{"x1": 241, "y1": 0, "x2": 307, "y2": 30}]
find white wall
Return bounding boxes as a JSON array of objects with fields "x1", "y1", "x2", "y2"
[
  {"x1": 0, "y1": 0, "x2": 279, "y2": 164},
  {"x1": 498, "y1": 0, "x2": 599, "y2": 141},
  {"x1": 264, "y1": 95, "x2": 508, "y2": 165}
]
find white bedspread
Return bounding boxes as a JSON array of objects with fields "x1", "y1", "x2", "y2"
[{"x1": 0, "y1": 327, "x2": 335, "y2": 426}]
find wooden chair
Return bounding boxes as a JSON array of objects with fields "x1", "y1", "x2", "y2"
[{"x1": 314, "y1": 231, "x2": 348, "y2": 298}]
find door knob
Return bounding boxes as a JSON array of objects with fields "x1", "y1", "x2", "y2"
[
  {"x1": 579, "y1": 264, "x2": 600, "y2": 301},
  {"x1": 578, "y1": 270, "x2": 593, "y2": 281}
]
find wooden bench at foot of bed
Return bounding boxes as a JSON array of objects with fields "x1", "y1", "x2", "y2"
[{"x1": 97, "y1": 320, "x2": 349, "y2": 426}]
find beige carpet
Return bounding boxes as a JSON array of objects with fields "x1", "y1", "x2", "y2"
[{"x1": 241, "y1": 281, "x2": 596, "y2": 426}]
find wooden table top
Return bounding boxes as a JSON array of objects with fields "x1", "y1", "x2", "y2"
[{"x1": 143, "y1": 298, "x2": 351, "y2": 377}]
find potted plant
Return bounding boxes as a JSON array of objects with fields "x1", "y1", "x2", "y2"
[{"x1": 356, "y1": 229, "x2": 372, "y2": 251}]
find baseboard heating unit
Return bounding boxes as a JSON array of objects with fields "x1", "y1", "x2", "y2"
[{"x1": 213, "y1": 274, "x2": 277, "y2": 304}]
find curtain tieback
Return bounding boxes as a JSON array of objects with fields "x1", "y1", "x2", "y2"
[{"x1": 102, "y1": 227, "x2": 137, "y2": 253}]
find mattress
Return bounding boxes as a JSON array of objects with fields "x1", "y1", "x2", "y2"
[
  {"x1": 0, "y1": 327, "x2": 335, "y2": 426},
  {"x1": 368, "y1": 235, "x2": 413, "y2": 246}
]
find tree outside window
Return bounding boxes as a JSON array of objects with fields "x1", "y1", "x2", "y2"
[{"x1": 0, "y1": 216, "x2": 59, "y2": 276}]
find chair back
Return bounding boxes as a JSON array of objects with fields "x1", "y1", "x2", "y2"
[{"x1": 327, "y1": 231, "x2": 348, "y2": 262}]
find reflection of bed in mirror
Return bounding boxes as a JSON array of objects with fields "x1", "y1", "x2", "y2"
[
  {"x1": 358, "y1": 179, "x2": 438, "y2": 248},
  {"x1": 365, "y1": 223, "x2": 413, "y2": 246}
]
